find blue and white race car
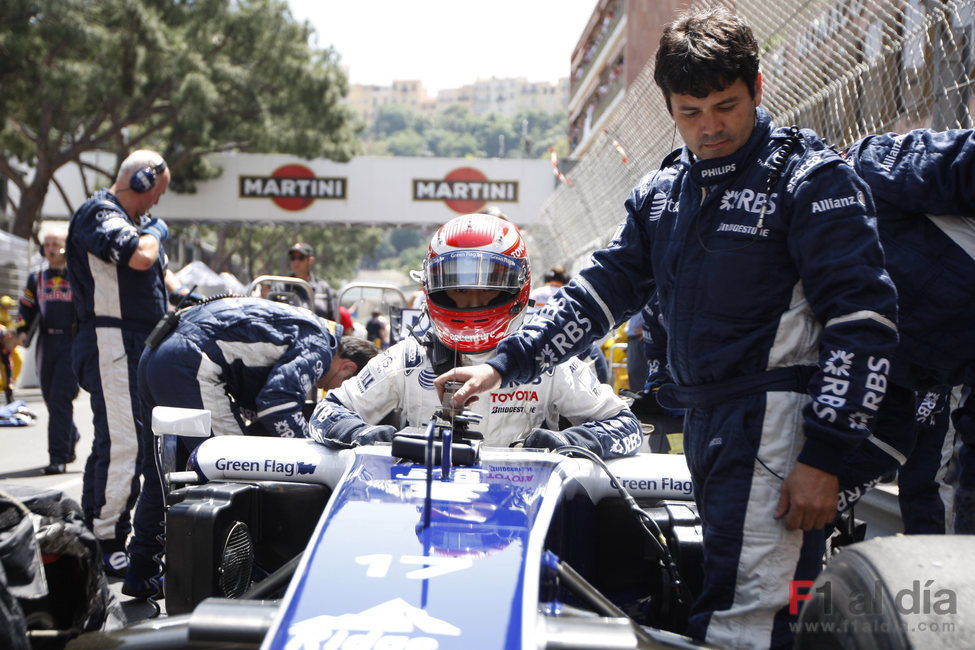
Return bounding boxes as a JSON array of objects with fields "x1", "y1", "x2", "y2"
[{"x1": 68, "y1": 403, "x2": 975, "y2": 649}]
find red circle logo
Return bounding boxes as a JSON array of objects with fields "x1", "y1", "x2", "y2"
[
  {"x1": 444, "y1": 167, "x2": 488, "y2": 214},
  {"x1": 272, "y1": 164, "x2": 315, "y2": 211}
]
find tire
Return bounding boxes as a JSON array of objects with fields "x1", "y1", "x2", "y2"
[{"x1": 795, "y1": 535, "x2": 975, "y2": 649}]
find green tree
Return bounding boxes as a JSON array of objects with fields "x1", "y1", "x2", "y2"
[
  {"x1": 175, "y1": 222, "x2": 380, "y2": 288},
  {"x1": 427, "y1": 128, "x2": 482, "y2": 158},
  {"x1": 387, "y1": 129, "x2": 429, "y2": 156},
  {"x1": 372, "y1": 104, "x2": 425, "y2": 139},
  {"x1": 0, "y1": 0, "x2": 361, "y2": 240},
  {"x1": 361, "y1": 103, "x2": 568, "y2": 161}
]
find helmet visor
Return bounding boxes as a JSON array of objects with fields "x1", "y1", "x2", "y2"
[{"x1": 425, "y1": 250, "x2": 526, "y2": 293}]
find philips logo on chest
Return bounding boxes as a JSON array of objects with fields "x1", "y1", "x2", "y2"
[{"x1": 701, "y1": 163, "x2": 736, "y2": 178}]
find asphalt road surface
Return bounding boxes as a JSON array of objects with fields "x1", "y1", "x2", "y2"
[{"x1": 0, "y1": 386, "x2": 89, "y2": 503}]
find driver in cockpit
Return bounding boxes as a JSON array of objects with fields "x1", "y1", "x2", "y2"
[{"x1": 309, "y1": 212, "x2": 643, "y2": 458}]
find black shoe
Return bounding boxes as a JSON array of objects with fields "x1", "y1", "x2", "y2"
[
  {"x1": 121, "y1": 576, "x2": 160, "y2": 600},
  {"x1": 43, "y1": 463, "x2": 66, "y2": 475}
]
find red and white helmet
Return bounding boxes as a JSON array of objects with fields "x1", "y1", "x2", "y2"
[{"x1": 423, "y1": 214, "x2": 531, "y2": 352}]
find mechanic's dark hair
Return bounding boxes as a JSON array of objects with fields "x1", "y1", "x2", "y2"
[
  {"x1": 543, "y1": 265, "x2": 569, "y2": 285},
  {"x1": 337, "y1": 335, "x2": 379, "y2": 373},
  {"x1": 653, "y1": 7, "x2": 760, "y2": 113}
]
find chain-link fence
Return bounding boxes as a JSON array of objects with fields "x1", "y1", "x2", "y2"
[{"x1": 527, "y1": 0, "x2": 975, "y2": 273}]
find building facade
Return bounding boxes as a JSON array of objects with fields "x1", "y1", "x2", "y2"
[
  {"x1": 348, "y1": 77, "x2": 569, "y2": 125},
  {"x1": 567, "y1": 0, "x2": 680, "y2": 156}
]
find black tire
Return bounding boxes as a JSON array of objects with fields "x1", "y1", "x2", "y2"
[{"x1": 795, "y1": 535, "x2": 975, "y2": 649}]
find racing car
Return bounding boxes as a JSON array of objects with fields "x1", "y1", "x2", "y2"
[
  {"x1": 67, "y1": 394, "x2": 708, "y2": 649},
  {"x1": 66, "y1": 400, "x2": 975, "y2": 650}
]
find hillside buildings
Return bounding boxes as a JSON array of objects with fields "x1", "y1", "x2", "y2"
[{"x1": 347, "y1": 76, "x2": 570, "y2": 125}]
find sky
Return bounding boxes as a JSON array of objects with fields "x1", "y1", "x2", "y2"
[{"x1": 287, "y1": 0, "x2": 599, "y2": 94}]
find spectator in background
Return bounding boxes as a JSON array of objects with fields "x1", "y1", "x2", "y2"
[
  {"x1": 0, "y1": 295, "x2": 20, "y2": 403},
  {"x1": 365, "y1": 309, "x2": 387, "y2": 349},
  {"x1": 478, "y1": 204, "x2": 510, "y2": 221},
  {"x1": 66, "y1": 149, "x2": 172, "y2": 578},
  {"x1": 338, "y1": 305, "x2": 355, "y2": 335},
  {"x1": 288, "y1": 242, "x2": 338, "y2": 321},
  {"x1": 529, "y1": 265, "x2": 570, "y2": 308},
  {"x1": 17, "y1": 228, "x2": 80, "y2": 475}
]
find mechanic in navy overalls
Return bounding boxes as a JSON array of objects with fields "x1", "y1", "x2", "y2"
[
  {"x1": 124, "y1": 296, "x2": 378, "y2": 598},
  {"x1": 66, "y1": 149, "x2": 174, "y2": 579},
  {"x1": 436, "y1": 9, "x2": 899, "y2": 649},
  {"x1": 843, "y1": 128, "x2": 975, "y2": 534},
  {"x1": 17, "y1": 228, "x2": 80, "y2": 475}
]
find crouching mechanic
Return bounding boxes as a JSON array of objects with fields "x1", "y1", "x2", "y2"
[
  {"x1": 123, "y1": 296, "x2": 377, "y2": 598},
  {"x1": 310, "y1": 213, "x2": 643, "y2": 457}
]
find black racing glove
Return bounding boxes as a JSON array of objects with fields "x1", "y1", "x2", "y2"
[
  {"x1": 353, "y1": 424, "x2": 397, "y2": 447},
  {"x1": 524, "y1": 427, "x2": 601, "y2": 455}
]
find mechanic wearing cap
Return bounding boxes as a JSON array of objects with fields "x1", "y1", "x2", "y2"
[
  {"x1": 310, "y1": 213, "x2": 643, "y2": 458},
  {"x1": 123, "y1": 295, "x2": 378, "y2": 598},
  {"x1": 288, "y1": 242, "x2": 339, "y2": 321},
  {"x1": 17, "y1": 227, "x2": 80, "y2": 475},
  {"x1": 66, "y1": 149, "x2": 174, "y2": 578}
]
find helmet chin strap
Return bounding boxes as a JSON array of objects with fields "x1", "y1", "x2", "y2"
[{"x1": 502, "y1": 301, "x2": 528, "y2": 339}]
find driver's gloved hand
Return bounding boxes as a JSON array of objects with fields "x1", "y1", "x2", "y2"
[
  {"x1": 524, "y1": 427, "x2": 601, "y2": 455},
  {"x1": 524, "y1": 428, "x2": 569, "y2": 450},
  {"x1": 352, "y1": 424, "x2": 397, "y2": 446}
]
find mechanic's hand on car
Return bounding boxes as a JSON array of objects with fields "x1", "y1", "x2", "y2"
[
  {"x1": 434, "y1": 364, "x2": 502, "y2": 407},
  {"x1": 774, "y1": 462, "x2": 839, "y2": 531}
]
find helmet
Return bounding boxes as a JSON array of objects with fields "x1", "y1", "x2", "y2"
[{"x1": 423, "y1": 214, "x2": 530, "y2": 352}]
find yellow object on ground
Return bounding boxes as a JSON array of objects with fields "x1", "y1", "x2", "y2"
[
  {"x1": 601, "y1": 326, "x2": 629, "y2": 394},
  {"x1": 666, "y1": 432, "x2": 684, "y2": 455}
]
